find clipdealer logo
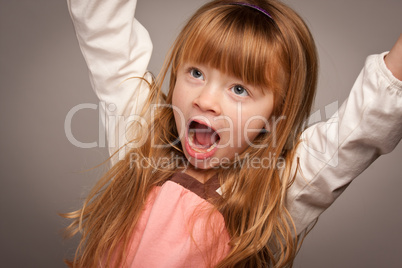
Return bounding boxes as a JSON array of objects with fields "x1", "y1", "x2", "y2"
[{"x1": 64, "y1": 101, "x2": 339, "y2": 167}]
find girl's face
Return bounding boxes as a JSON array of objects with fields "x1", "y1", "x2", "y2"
[{"x1": 172, "y1": 62, "x2": 275, "y2": 169}]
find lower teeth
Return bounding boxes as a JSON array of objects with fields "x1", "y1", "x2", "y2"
[{"x1": 188, "y1": 131, "x2": 218, "y2": 153}]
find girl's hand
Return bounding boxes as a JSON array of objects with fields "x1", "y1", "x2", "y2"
[{"x1": 385, "y1": 34, "x2": 402, "y2": 81}]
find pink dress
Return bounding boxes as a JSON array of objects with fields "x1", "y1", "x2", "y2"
[{"x1": 126, "y1": 173, "x2": 230, "y2": 267}]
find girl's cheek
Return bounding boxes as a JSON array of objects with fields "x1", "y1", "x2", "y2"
[{"x1": 242, "y1": 118, "x2": 266, "y2": 142}]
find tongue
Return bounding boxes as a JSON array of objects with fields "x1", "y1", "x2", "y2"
[{"x1": 194, "y1": 123, "x2": 217, "y2": 147}]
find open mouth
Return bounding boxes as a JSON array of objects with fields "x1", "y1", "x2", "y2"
[{"x1": 185, "y1": 120, "x2": 220, "y2": 159}]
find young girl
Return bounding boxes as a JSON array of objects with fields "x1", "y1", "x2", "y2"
[{"x1": 65, "y1": 0, "x2": 402, "y2": 267}]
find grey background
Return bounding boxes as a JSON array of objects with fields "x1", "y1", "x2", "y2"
[{"x1": 0, "y1": 0, "x2": 401, "y2": 267}]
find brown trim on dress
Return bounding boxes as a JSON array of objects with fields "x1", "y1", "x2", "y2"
[{"x1": 169, "y1": 172, "x2": 222, "y2": 202}]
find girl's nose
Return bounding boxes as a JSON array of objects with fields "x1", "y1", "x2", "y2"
[{"x1": 192, "y1": 86, "x2": 222, "y2": 115}]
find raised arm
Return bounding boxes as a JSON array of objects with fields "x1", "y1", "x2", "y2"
[
  {"x1": 287, "y1": 36, "x2": 402, "y2": 235},
  {"x1": 385, "y1": 34, "x2": 402, "y2": 80},
  {"x1": 67, "y1": 0, "x2": 153, "y2": 161}
]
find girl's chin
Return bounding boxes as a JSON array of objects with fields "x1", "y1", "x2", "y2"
[
  {"x1": 182, "y1": 151, "x2": 223, "y2": 170},
  {"x1": 185, "y1": 155, "x2": 216, "y2": 170}
]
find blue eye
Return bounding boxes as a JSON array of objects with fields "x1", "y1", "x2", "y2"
[
  {"x1": 231, "y1": 85, "x2": 249, "y2": 96},
  {"x1": 190, "y1": 68, "x2": 204, "y2": 80}
]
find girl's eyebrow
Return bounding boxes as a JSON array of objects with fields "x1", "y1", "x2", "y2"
[{"x1": 185, "y1": 62, "x2": 207, "y2": 69}]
